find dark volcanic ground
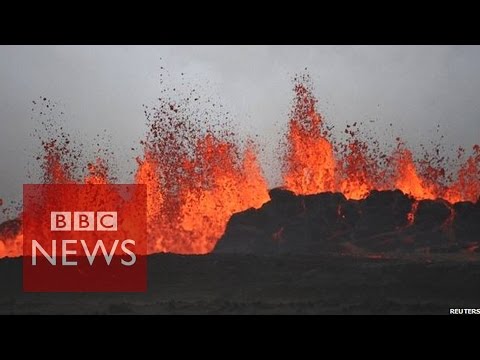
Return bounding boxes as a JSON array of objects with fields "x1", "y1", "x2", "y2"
[
  {"x1": 1, "y1": 253, "x2": 479, "y2": 314},
  {"x1": 215, "y1": 189, "x2": 480, "y2": 255},
  {"x1": 1, "y1": 189, "x2": 479, "y2": 314}
]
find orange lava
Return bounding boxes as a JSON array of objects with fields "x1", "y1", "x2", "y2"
[
  {"x1": 393, "y1": 147, "x2": 436, "y2": 200},
  {"x1": 135, "y1": 136, "x2": 269, "y2": 254},
  {"x1": 338, "y1": 139, "x2": 378, "y2": 200},
  {"x1": 443, "y1": 145, "x2": 480, "y2": 203},
  {"x1": 282, "y1": 79, "x2": 480, "y2": 204},
  {"x1": 1, "y1": 76, "x2": 479, "y2": 259},
  {"x1": 406, "y1": 201, "x2": 419, "y2": 226},
  {"x1": 283, "y1": 84, "x2": 336, "y2": 194},
  {"x1": 85, "y1": 159, "x2": 110, "y2": 185}
]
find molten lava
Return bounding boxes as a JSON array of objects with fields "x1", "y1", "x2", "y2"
[
  {"x1": 1, "y1": 76, "x2": 479, "y2": 259},
  {"x1": 85, "y1": 159, "x2": 110, "y2": 185},
  {"x1": 443, "y1": 145, "x2": 480, "y2": 203},
  {"x1": 282, "y1": 78, "x2": 480, "y2": 205},
  {"x1": 393, "y1": 146, "x2": 436, "y2": 200},
  {"x1": 406, "y1": 201, "x2": 419, "y2": 226},
  {"x1": 135, "y1": 135, "x2": 269, "y2": 254},
  {"x1": 283, "y1": 83, "x2": 336, "y2": 194},
  {"x1": 338, "y1": 139, "x2": 379, "y2": 200}
]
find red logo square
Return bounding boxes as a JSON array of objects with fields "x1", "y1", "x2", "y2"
[{"x1": 23, "y1": 184, "x2": 147, "y2": 292}]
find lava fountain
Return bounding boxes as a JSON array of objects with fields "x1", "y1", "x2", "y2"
[
  {"x1": 282, "y1": 77, "x2": 480, "y2": 203},
  {"x1": 0, "y1": 75, "x2": 479, "y2": 258}
]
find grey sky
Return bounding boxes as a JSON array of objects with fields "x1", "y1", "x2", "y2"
[{"x1": 0, "y1": 45, "x2": 479, "y2": 216}]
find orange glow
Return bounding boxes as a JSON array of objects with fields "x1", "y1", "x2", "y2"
[
  {"x1": 281, "y1": 79, "x2": 479, "y2": 204},
  {"x1": 283, "y1": 84, "x2": 336, "y2": 194},
  {"x1": 132, "y1": 132, "x2": 270, "y2": 254},
  {"x1": 1, "y1": 77, "x2": 480, "y2": 259},
  {"x1": 443, "y1": 145, "x2": 480, "y2": 203},
  {"x1": 0, "y1": 233, "x2": 22, "y2": 258},
  {"x1": 282, "y1": 81, "x2": 380, "y2": 199},
  {"x1": 85, "y1": 159, "x2": 109, "y2": 185},
  {"x1": 41, "y1": 140, "x2": 74, "y2": 184},
  {"x1": 406, "y1": 201, "x2": 419, "y2": 226},
  {"x1": 338, "y1": 140, "x2": 377, "y2": 200},
  {"x1": 393, "y1": 147, "x2": 436, "y2": 200}
]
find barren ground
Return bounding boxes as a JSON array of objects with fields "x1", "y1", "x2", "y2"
[{"x1": 0, "y1": 253, "x2": 479, "y2": 314}]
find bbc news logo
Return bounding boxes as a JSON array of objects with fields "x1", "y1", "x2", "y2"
[
  {"x1": 32, "y1": 211, "x2": 136, "y2": 267},
  {"x1": 23, "y1": 184, "x2": 147, "y2": 292},
  {"x1": 50, "y1": 211, "x2": 118, "y2": 231}
]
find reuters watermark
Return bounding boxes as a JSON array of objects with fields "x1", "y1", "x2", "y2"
[
  {"x1": 449, "y1": 308, "x2": 480, "y2": 315},
  {"x1": 23, "y1": 184, "x2": 147, "y2": 292}
]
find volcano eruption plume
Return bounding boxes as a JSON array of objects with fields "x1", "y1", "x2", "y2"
[{"x1": 0, "y1": 75, "x2": 479, "y2": 258}]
